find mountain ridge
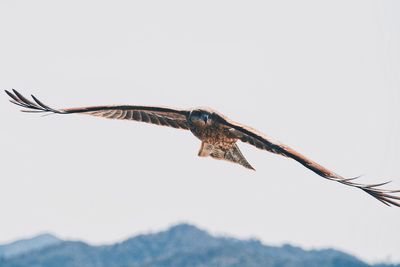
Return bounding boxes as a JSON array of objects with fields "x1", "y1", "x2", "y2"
[
  {"x1": 0, "y1": 233, "x2": 61, "y2": 260},
  {"x1": 0, "y1": 224, "x2": 397, "y2": 267}
]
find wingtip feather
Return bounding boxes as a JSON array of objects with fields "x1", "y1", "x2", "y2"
[{"x1": 6, "y1": 89, "x2": 61, "y2": 114}]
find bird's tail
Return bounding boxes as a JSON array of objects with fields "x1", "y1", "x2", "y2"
[{"x1": 198, "y1": 142, "x2": 255, "y2": 170}]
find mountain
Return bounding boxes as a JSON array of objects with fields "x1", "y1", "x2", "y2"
[
  {"x1": 0, "y1": 224, "x2": 397, "y2": 267},
  {"x1": 0, "y1": 233, "x2": 61, "y2": 260}
]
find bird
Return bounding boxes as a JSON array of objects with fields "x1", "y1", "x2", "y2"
[{"x1": 5, "y1": 89, "x2": 400, "y2": 207}]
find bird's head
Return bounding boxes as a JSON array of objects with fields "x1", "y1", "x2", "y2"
[{"x1": 189, "y1": 108, "x2": 215, "y2": 128}]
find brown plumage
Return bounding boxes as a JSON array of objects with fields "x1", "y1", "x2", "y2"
[{"x1": 5, "y1": 89, "x2": 400, "y2": 207}]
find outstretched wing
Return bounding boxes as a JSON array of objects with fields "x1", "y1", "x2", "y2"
[
  {"x1": 5, "y1": 89, "x2": 190, "y2": 130},
  {"x1": 215, "y1": 114, "x2": 400, "y2": 207}
]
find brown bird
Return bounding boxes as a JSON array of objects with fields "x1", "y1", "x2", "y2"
[{"x1": 5, "y1": 89, "x2": 400, "y2": 207}]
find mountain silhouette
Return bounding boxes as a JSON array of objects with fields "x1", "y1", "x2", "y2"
[
  {"x1": 0, "y1": 233, "x2": 61, "y2": 260},
  {"x1": 0, "y1": 224, "x2": 397, "y2": 267}
]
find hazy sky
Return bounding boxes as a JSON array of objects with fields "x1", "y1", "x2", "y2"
[{"x1": 1, "y1": 0, "x2": 399, "y2": 263}]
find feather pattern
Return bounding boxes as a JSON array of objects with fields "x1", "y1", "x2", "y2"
[
  {"x1": 215, "y1": 114, "x2": 400, "y2": 207},
  {"x1": 5, "y1": 89, "x2": 190, "y2": 130}
]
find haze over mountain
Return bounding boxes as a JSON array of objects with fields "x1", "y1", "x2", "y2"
[
  {"x1": 0, "y1": 233, "x2": 61, "y2": 260},
  {"x1": 0, "y1": 224, "x2": 397, "y2": 267}
]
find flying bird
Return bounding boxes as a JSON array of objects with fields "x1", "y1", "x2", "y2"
[{"x1": 5, "y1": 89, "x2": 400, "y2": 207}]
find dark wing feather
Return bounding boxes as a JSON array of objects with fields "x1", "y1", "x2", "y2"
[
  {"x1": 215, "y1": 114, "x2": 400, "y2": 207},
  {"x1": 5, "y1": 90, "x2": 190, "y2": 130}
]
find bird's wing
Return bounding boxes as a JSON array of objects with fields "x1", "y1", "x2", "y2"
[
  {"x1": 5, "y1": 90, "x2": 190, "y2": 130},
  {"x1": 216, "y1": 114, "x2": 400, "y2": 207}
]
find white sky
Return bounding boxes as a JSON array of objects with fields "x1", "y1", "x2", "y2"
[{"x1": 0, "y1": 0, "x2": 399, "y2": 263}]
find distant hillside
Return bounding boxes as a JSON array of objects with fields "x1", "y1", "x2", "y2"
[
  {"x1": 0, "y1": 233, "x2": 61, "y2": 260},
  {"x1": 0, "y1": 224, "x2": 398, "y2": 267}
]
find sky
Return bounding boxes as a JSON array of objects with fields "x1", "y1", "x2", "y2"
[{"x1": 0, "y1": 0, "x2": 399, "y2": 263}]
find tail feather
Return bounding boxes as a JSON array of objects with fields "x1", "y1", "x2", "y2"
[{"x1": 198, "y1": 142, "x2": 255, "y2": 170}]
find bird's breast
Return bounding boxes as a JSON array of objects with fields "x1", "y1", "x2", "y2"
[{"x1": 190, "y1": 125, "x2": 237, "y2": 147}]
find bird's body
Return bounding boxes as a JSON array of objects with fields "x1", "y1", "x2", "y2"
[
  {"x1": 5, "y1": 89, "x2": 400, "y2": 207},
  {"x1": 187, "y1": 109, "x2": 254, "y2": 169}
]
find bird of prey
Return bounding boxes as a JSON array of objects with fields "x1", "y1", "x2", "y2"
[{"x1": 5, "y1": 89, "x2": 400, "y2": 207}]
